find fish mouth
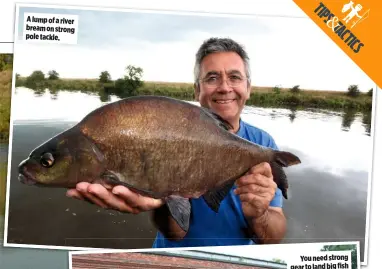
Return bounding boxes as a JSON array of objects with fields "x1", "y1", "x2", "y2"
[
  {"x1": 18, "y1": 159, "x2": 37, "y2": 185},
  {"x1": 18, "y1": 161, "x2": 38, "y2": 186},
  {"x1": 18, "y1": 172, "x2": 37, "y2": 186}
]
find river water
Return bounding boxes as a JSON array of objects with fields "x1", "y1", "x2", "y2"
[{"x1": 1, "y1": 87, "x2": 373, "y2": 263}]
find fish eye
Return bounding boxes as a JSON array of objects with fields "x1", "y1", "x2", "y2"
[{"x1": 40, "y1": 152, "x2": 55, "y2": 168}]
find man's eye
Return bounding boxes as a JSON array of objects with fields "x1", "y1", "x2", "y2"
[
  {"x1": 206, "y1": 76, "x2": 218, "y2": 82},
  {"x1": 230, "y1": 75, "x2": 242, "y2": 81}
]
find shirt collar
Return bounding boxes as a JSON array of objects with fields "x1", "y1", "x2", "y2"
[{"x1": 235, "y1": 118, "x2": 245, "y2": 136}]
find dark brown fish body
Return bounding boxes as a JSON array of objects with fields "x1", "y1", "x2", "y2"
[{"x1": 18, "y1": 95, "x2": 301, "y2": 231}]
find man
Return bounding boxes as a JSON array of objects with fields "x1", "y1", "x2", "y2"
[{"x1": 67, "y1": 37, "x2": 286, "y2": 247}]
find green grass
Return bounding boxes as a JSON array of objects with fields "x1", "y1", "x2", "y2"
[
  {"x1": 0, "y1": 161, "x2": 7, "y2": 216},
  {"x1": 0, "y1": 69, "x2": 12, "y2": 144},
  {"x1": 247, "y1": 91, "x2": 372, "y2": 111}
]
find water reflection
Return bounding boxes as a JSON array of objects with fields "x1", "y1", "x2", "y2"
[
  {"x1": 33, "y1": 88, "x2": 45, "y2": 97},
  {"x1": 48, "y1": 88, "x2": 59, "y2": 100},
  {"x1": 99, "y1": 89, "x2": 112, "y2": 103},
  {"x1": 341, "y1": 109, "x2": 356, "y2": 132},
  {"x1": 288, "y1": 107, "x2": 297, "y2": 123},
  {"x1": 362, "y1": 110, "x2": 372, "y2": 135},
  {"x1": 284, "y1": 106, "x2": 371, "y2": 136}
]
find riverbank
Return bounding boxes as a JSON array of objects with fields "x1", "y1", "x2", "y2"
[
  {"x1": 0, "y1": 161, "x2": 7, "y2": 216},
  {"x1": 15, "y1": 77, "x2": 373, "y2": 112},
  {"x1": 0, "y1": 70, "x2": 12, "y2": 144}
]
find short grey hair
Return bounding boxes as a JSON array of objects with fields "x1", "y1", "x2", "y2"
[{"x1": 194, "y1": 37, "x2": 251, "y2": 86}]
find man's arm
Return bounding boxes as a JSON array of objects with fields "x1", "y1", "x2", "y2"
[{"x1": 247, "y1": 206, "x2": 286, "y2": 244}]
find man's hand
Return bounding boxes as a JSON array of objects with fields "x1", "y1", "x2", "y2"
[
  {"x1": 234, "y1": 162, "x2": 277, "y2": 219},
  {"x1": 67, "y1": 182, "x2": 186, "y2": 240},
  {"x1": 66, "y1": 182, "x2": 164, "y2": 214},
  {"x1": 234, "y1": 162, "x2": 286, "y2": 244}
]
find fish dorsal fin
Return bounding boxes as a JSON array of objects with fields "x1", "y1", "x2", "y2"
[{"x1": 200, "y1": 107, "x2": 234, "y2": 131}]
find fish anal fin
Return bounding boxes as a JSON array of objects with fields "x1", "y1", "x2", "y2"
[
  {"x1": 166, "y1": 196, "x2": 191, "y2": 232},
  {"x1": 202, "y1": 180, "x2": 235, "y2": 213}
]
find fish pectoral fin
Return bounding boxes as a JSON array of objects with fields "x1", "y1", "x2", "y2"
[
  {"x1": 166, "y1": 196, "x2": 191, "y2": 233},
  {"x1": 200, "y1": 107, "x2": 234, "y2": 131},
  {"x1": 101, "y1": 170, "x2": 124, "y2": 184},
  {"x1": 202, "y1": 180, "x2": 235, "y2": 213}
]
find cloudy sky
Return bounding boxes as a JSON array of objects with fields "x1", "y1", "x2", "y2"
[{"x1": 13, "y1": 4, "x2": 375, "y2": 92}]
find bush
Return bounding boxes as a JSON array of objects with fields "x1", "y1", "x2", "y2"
[
  {"x1": 273, "y1": 85, "x2": 281, "y2": 94},
  {"x1": 111, "y1": 65, "x2": 144, "y2": 97},
  {"x1": 290, "y1": 85, "x2": 300, "y2": 94},
  {"x1": 48, "y1": 70, "x2": 59, "y2": 80},
  {"x1": 25, "y1": 70, "x2": 45, "y2": 90},
  {"x1": 347, "y1": 84, "x2": 360, "y2": 97},
  {"x1": 99, "y1": 71, "x2": 111, "y2": 83}
]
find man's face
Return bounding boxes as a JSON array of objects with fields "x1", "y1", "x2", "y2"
[{"x1": 195, "y1": 51, "x2": 250, "y2": 124}]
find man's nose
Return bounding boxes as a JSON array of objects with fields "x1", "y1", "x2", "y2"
[{"x1": 216, "y1": 78, "x2": 231, "y2": 92}]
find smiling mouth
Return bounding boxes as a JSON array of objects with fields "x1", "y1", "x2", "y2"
[{"x1": 214, "y1": 99, "x2": 235, "y2": 104}]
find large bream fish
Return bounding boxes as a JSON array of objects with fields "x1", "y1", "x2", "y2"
[{"x1": 18, "y1": 95, "x2": 301, "y2": 232}]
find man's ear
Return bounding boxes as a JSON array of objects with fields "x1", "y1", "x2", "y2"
[{"x1": 194, "y1": 83, "x2": 200, "y2": 101}]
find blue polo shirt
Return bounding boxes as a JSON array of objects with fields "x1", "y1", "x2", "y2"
[{"x1": 152, "y1": 119, "x2": 282, "y2": 248}]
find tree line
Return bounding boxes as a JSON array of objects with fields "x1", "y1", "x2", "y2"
[
  {"x1": 273, "y1": 84, "x2": 373, "y2": 98},
  {"x1": 16, "y1": 65, "x2": 145, "y2": 99}
]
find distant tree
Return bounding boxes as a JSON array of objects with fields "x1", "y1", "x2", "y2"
[
  {"x1": 48, "y1": 70, "x2": 59, "y2": 80},
  {"x1": 99, "y1": 71, "x2": 112, "y2": 83},
  {"x1": 347, "y1": 84, "x2": 360, "y2": 97},
  {"x1": 320, "y1": 244, "x2": 357, "y2": 269},
  {"x1": 113, "y1": 65, "x2": 144, "y2": 97},
  {"x1": 25, "y1": 70, "x2": 45, "y2": 89},
  {"x1": 290, "y1": 85, "x2": 301, "y2": 94},
  {"x1": 367, "y1": 88, "x2": 373, "y2": 97},
  {"x1": 125, "y1": 65, "x2": 143, "y2": 82},
  {"x1": 27, "y1": 70, "x2": 45, "y2": 81}
]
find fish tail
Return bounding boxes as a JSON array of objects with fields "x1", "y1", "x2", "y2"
[{"x1": 270, "y1": 151, "x2": 301, "y2": 199}]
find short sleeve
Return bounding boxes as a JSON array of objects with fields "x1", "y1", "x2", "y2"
[
  {"x1": 267, "y1": 136, "x2": 279, "y2": 151},
  {"x1": 270, "y1": 188, "x2": 283, "y2": 207}
]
